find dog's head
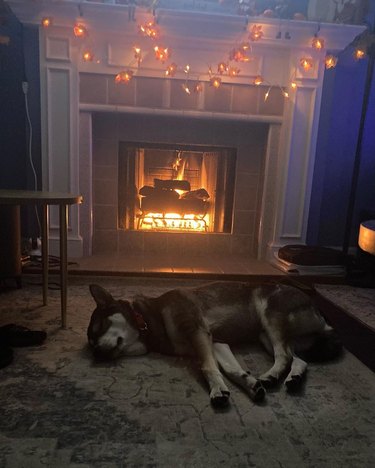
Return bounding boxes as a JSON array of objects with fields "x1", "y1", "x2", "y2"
[{"x1": 87, "y1": 284, "x2": 147, "y2": 360}]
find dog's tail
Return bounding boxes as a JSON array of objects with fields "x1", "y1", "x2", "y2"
[{"x1": 296, "y1": 329, "x2": 343, "y2": 363}]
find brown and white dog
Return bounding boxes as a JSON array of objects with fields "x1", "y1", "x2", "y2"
[{"x1": 87, "y1": 281, "x2": 342, "y2": 407}]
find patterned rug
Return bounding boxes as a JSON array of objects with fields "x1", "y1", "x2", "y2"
[
  {"x1": 315, "y1": 284, "x2": 375, "y2": 332},
  {"x1": 0, "y1": 276, "x2": 374, "y2": 467}
]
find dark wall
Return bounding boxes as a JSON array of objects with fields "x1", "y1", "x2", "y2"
[
  {"x1": 0, "y1": 5, "x2": 41, "y2": 237},
  {"x1": 0, "y1": 5, "x2": 27, "y2": 190}
]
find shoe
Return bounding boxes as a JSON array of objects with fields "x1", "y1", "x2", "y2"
[
  {"x1": 0, "y1": 344, "x2": 13, "y2": 368},
  {"x1": 0, "y1": 324, "x2": 47, "y2": 347}
]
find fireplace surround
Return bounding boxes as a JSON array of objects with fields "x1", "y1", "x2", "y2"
[{"x1": 8, "y1": 1, "x2": 364, "y2": 260}]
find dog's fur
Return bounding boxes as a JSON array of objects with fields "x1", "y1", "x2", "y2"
[{"x1": 87, "y1": 281, "x2": 342, "y2": 407}]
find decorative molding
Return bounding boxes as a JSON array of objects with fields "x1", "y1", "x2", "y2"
[{"x1": 46, "y1": 36, "x2": 71, "y2": 62}]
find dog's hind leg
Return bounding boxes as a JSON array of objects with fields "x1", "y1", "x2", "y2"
[
  {"x1": 213, "y1": 343, "x2": 265, "y2": 402},
  {"x1": 284, "y1": 356, "x2": 307, "y2": 392},
  {"x1": 191, "y1": 331, "x2": 230, "y2": 408}
]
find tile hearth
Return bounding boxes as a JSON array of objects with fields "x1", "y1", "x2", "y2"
[{"x1": 68, "y1": 253, "x2": 284, "y2": 277}]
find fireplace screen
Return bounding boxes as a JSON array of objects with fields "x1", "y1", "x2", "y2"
[{"x1": 118, "y1": 143, "x2": 236, "y2": 233}]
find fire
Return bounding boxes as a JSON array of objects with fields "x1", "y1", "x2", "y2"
[{"x1": 139, "y1": 213, "x2": 209, "y2": 232}]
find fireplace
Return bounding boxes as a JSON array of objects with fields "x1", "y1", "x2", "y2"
[
  {"x1": 118, "y1": 143, "x2": 236, "y2": 234},
  {"x1": 8, "y1": 2, "x2": 364, "y2": 260},
  {"x1": 91, "y1": 113, "x2": 269, "y2": 256}
]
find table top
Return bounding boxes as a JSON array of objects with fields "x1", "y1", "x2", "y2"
[{"x1": 0, "y1": 190, "x2": 83, "y2": 205}]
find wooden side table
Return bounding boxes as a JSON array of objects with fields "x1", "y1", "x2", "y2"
[{"x1": 0, "y1": 190, "x2": 83, "y2": 328}]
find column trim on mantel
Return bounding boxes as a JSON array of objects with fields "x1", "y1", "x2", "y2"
[{"x1": 39, "y1": 28, "x2": 83, "y2": 257}]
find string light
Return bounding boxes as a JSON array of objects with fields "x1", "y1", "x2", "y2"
[
  {"x1": 83, "y1": 50, "x2": 94, "y2": 62},
  {"x1": 228, "y1": 66, "x2": 240, "y2": 77},
  {"x1": 210, "y1": 76, "x2": 221, "y2": 89},
  {"x1": 300, "y1": 57, "x2": 313, "y2": 71},
  {"x1": 253, "y1": 75, "x2": 264, "y2": 85},
  {"x1": 115, "y1": 70, "x2": 134, "y2": 84},
  {"x1": 194, "y1": 82, "x2": 203, "y2": 93},
  {"x1": 325, "y1": 54, "x2": 338, "y2": 69},
  {"x1": 354, "y1": 48, "x2": 366, "y2": 60},
  {"x1": 73, "y1": 22, "x2": 88, "y2": 38},
  {"x1": 154, "y1": 46, "x2": 170, "y2": 63},
  {"x1": 264, "y1": 86, "x2": 271, "y2": 101},
  {"x1": 249, "y1": 24, "x2": 263, "y2": 42},
  {"x1": 312, "y1": 36, "x2": 325, "y2": 50},
  {"x1": 217, "y1": 62, "x2": 228, "y2": 74},
  {"x1": 41, "y1": 17, "x2": 52, "y2": 28},
  {"x1": 139, "y1": 20, "x2": 158, "y2": 39},
  {"x1": 133, "y1": 46, "x2": 142, "y2": 65},
  {"x1": 182, "y1": 83, "x2": 191, "y2": 94},
  {"x1": 165, "y1": 63, "x2": 177, "y2": 77}
]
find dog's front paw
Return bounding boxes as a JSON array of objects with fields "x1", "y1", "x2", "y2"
[
  {"x1": 210, "y1": 389, "x2": 230, "y2": 408},
  {"x1": 259, "y1": 375, "x2": 278, "y2": 389},
  {"x1": 251, "y1": 380, "x2": 266, "y2": 402},
  {"x1": 285, "y1": 374, "x2": 304, "y2": 393}
]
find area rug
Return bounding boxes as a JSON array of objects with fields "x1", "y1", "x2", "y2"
[
  {"x1": 0, "y1": 275, "x2": 374, "y2": 467},
  {"x1": 315, "y1": 284, "x2": 375, "y2": 332}
]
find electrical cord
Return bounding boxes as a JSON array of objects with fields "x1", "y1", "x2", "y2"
[{"x1": 22, "y1": 80, "x2": 41, "y2": 237}]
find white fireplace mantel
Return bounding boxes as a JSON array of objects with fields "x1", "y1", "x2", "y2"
[{"x1": 7, "y1": 0, "x2": 365, "y2": 259}]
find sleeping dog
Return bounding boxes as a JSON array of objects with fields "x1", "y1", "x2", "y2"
[{"x1": 87, "y1": 281, "x2": 342, "y2": 407}]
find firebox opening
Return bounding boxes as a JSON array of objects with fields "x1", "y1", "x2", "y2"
[{"x1": 118, "y1": 143, "x2": 236, "y2": 233}]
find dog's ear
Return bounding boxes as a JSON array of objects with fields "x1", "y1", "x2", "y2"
[{"x1": 89, "y1": 284, "x2": 115, "y2": 307}]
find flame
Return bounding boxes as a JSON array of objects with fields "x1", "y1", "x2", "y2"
[{"x1": 140, "y1": 213, "x2": 209, "y2": 232}]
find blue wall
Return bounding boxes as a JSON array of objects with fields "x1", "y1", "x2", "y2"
[{"x1": 307, "y1": 3, "x2": 375, "y2": 249}]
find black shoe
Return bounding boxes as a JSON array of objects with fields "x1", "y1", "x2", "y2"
[
  {"x1": 0, "y1": 324, "x2": 47, "y2": 347},
  {"x1": 0, "y1": 344, "x2": 13, "y2": 368}
]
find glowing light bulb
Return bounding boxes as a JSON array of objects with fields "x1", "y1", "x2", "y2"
[
  {"x1": 249, "y1": 24, "x2": 263, "y2": 42},
  {"x1": 73, "y1": 22, "x2": 88, "y2": 38},
  {"x1": 325, "y1": 55, "x2": 338, "y2": 69},
  {"x1": 228, "y1": 66, "x2": 240, "y2": 77},
  {"x1": 41, "y1": 17, "x2": 52, "y2": 28},
  {"x1": 312, "y1": 36, "x2": 325, "y2": 50},
  {"x1": 165, "y1": 63, "x2": 177, "y2": 77},
  {"x1": 154, "y1": 46, "x2": 170, "y2": 63},
  {"x1": 139, "y1": 21, "x2": 158, "y2": 39},
  {"x1": 253, "y1": 75, "x2": 264, "y2": 85},
  {"x1": 182, "y1": 83, "x2": 191, "y2": 94},
  {"x1": 217, "y1": 62, "x2": 228, "y2": 74},
  {"x1": 115, "y1": 70, "x2": 134, "y2": 84},
  {"x1": 194, "y1": 82, "x2": 203, "y2": 93},
  {"x1": 83, "y1": 50, "x2": 94, "y2": 62},
  {"x1": 290, "y1": 80, "x2": 297, "y2": 89},
  {"x1": 134, "y1": 46, "x2": 142, "y2": 64},
  {"x1": 354, "y1": 48, "x2": 365, "y2": 60},
  {"x1": 210, "y1": 76, "x2": 221, "y2": 89},
  {"x1": 300, "y1": 57, "x2": 313, "y2": 71}
]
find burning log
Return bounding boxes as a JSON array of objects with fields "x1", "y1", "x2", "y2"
[
  {"x1": 180, "y1": 188, "x2": 209, "y2": 201},
  {"x1": 154, "y1": 179, "x2": 191, "y2": 192},
  {"x1": 139, "y1": 183, "x2": 209, "y2": 216}
]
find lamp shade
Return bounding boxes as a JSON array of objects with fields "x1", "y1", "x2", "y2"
[{"x1": 358, "y1": 220, "x2": 375, "y2": 255}]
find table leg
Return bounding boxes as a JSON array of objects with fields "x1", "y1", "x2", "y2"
[
  {"x1": 41, "y1": 204, "x2": 48, "y2": 306},
  {"x1": 59, "y1": 204, "x2": 68, "y2": 328}
]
